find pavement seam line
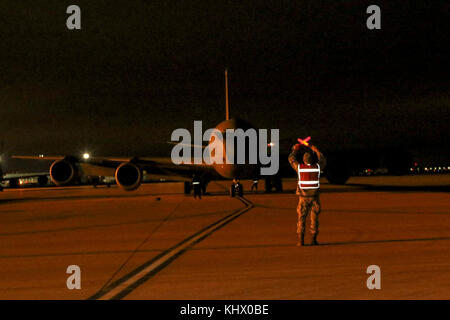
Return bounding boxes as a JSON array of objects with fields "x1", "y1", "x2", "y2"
[
  {"x1": 97, "y1": 197, "x2": 185, "y2": 293},
  {"x1": 89, "y1": 196, "x2": 253, "y2": 300}
]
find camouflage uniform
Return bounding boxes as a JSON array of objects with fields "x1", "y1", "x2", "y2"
[
  {"x1": 288, "y1": 144, "x2": 326, "y2": 245},
  {"x1": 297, "y1": 196, "x2": 321, "y2": 236}
]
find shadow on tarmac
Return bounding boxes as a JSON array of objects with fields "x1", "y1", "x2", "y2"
[
  {"x1": 3, "y1": 236, "x2": 449, "y2": 259},
  {"x1": 190, "y1": 235, "x2": 450, "y2": 250},
  {"x1": 319, "y1": 236, "x2": 450, "y2": 246},
  {"x1": 346, "y1": 184, "x2": 450, "y2": 192},
  {"x1": 0, "y1": 207, "x2": 238, "y2": 237},
  {"x1": 255, "y1": 184, "x2": 450, "y2": 195}
]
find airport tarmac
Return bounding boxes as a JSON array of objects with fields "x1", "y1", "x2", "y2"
[{"x1": 0, "y1": 176, "x2": 449, "y2": 299}]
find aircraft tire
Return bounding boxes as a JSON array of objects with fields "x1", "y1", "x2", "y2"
[
  {"x1": 9, "y1": 178, "x2": 19, "y2": 188},
  {"x1": 265, "y1": 178, "x2": 272, "y2": 193},
  {"x1": 238, "y1": 184, "x2": 243, "y2": 197},
  {"x1": 37, "y1": 175, "x2": 48, "y2": 187},
  {"x1": 273, "y1": 177, "x2": 283, "y2": 192},
  {"x1": 184, "y1": 181, "x2": 192, "y2": 195},
  {"x1": 230, "y1": 185, "x2": 235, "y2": 197}
]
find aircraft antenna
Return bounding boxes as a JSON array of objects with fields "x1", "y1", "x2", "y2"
[{"x1": 225, "y1": 68, "x2": 229, "y2": 120}]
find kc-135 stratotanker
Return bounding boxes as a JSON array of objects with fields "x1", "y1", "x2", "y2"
[{"x1": 6, "y1": 70, "x2": 412, "y2": 195}]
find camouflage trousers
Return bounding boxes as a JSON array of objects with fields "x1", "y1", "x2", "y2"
[{"x1": 297, "y1": 196, "x2": 321, "y2": 236}]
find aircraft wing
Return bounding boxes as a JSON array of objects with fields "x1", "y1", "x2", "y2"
[
  {"x1": 126, "y1": 157, "x2": 215, "y2": 182},
  {"x1": 0, "y1": 171, "x2": 49, "y2": 188},
  {"x1": 12, "y1": 155, "x2": 216, "y2": 184},
  {"x1": 2, "y1": 172, "x2": 49, "y2": 180},
  {"x1": 11, "y1": 155, "x2": 65, "y2": 161}
]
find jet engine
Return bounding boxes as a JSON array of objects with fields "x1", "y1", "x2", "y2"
[
  {"x1": 115, "y1": 162, "x2": 142, "y2": 191},
  {"x1": 50, "y1": 158, "x2": 78, "y2": 186}
]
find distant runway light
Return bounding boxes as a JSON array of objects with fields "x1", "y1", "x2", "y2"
[{"x1": 83, "y1": 153, "x2": 90, "y2": 160}]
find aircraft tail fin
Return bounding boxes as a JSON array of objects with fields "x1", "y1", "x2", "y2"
[
  {"x1": 0, "y1": 140, "x2": 4, "y2": 178},
  {"x1": 225, "y1": 69, "x2": 229, "y2": 120}
]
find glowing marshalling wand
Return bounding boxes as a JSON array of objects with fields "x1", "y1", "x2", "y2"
[{"x1": 298, "y1": 136, "x2": 311, "y2": 146}]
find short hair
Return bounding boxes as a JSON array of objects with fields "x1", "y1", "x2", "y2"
[{"x1": 303, "y1": 152, "x2": 312, "y2": 164}]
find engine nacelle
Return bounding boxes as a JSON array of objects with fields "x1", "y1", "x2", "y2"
[
  {"x1": 115, "y1": 162, "x2": 142, "y2": 191},
  {"x1": 50, "y1": 159, "x2": 78, "y2": 186}
]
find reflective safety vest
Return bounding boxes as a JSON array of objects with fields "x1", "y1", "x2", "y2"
[{"x1": 297, "y1": 163, "x2": 320, "y2": 189}]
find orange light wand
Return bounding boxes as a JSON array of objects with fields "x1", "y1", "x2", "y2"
[{"x1": 298, "y1": 136, "x2": 311, "y2": 146}]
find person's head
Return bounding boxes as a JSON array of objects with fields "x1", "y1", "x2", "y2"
[{"x1": 303, "y1": 152, "x2": 313, "y2": 165}]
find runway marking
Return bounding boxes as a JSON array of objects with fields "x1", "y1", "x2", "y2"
[{"x1": 89, "y1": 196, "x2": 253, "y2": 300}]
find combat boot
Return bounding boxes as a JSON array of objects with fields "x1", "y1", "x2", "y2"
[
  {"x1": 311, "y1": 234, "x2": 318, "y2": 246},
  {"x1": 296, "y1": 233, "x2": 305, "y2": 246}
]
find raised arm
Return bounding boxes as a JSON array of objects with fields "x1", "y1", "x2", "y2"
[
  {"x1": 310, "y1": 144, "x2": 327, "y2": 169},
  {"x1": 288, "y1": 144, "x2": 301, "y2": 172}
]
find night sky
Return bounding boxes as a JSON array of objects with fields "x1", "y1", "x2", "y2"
[{"x1": 1, "y1": 1, "x2": 449, "y2": 171}]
